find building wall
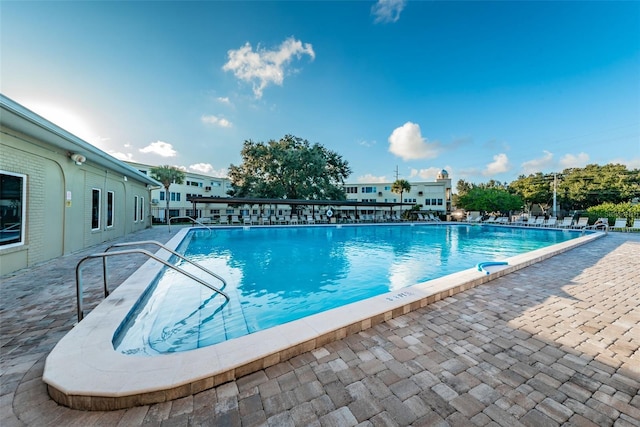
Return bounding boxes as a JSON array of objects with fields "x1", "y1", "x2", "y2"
[{"x1": 1, "y1": 126, "x2": 152, "y2": 276}]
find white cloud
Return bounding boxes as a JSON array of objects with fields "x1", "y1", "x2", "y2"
[
  {"x1": 610, "y1": 157, "x2": 640, "y2": 169},
  {"x1": 217, "y1": 97, "x2": 231, "y2": 105},
  {"x1": 357, "y1": 174, "x2": 388, "y2": 183},
  {"x1": 559, "y1": 152, "x2": 589, "y2": 169},
  {"x1": 483, "y1": 153, "x2": 511, "y2": 176},
  {"x1": 409, "y1": 167, "x2": 442, "y2": 180},
  {"x1": 358, "y1": 139, "x2": 377, "y2": 148},
  {"x1": 521, "y1": 150, "x2": 554, "y2": 175},
  {"x1": 201, "y1": 114, "x2": 232, "y2": 128},
  {"x1": 189, "y1": 163, "x2": 228, "y2": 177},
  {"x1": 388, "y1": 122, "x2": 440, "y2": 161},
  {"x1": 108, "y1": 150, "x2": 134, "y2": 161},
  {"x1": 371, "y1": 0, "x2": 406, "y2": 24},
  {"x1": 223, "y1": 37, "x2": 315, "y2": 98},
  {"x1": 139, "y1": 141, "x2": 177, "y2": 157}
]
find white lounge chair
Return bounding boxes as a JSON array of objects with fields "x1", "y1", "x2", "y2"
[
  {"x1": 628, "y1": 219, "x2": 640, "y2": 232},
  {"x1": 544, "y1": 217, "x2": 557, "y2": 227},
  {"x1": 558, "y1": 217, "x2": 573, "y2": 228},
  {"x1": 610, "y1": 218, "x2": 628, "y2": 232},
  {"x1": 571, "y1": 217, "x2": 588, "y2": 229},
  {"x1": 231, "y1": 215, "x2": 242, "y2": 225},
  {"x1": 218, "y1": 215, "x2": 229, "y2": 225}
]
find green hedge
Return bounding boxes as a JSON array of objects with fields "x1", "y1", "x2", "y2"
[{"x1": 585, "y1": 202, "x2": 640, "y2": 227}]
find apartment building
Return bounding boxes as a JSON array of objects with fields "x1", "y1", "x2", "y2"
[{"x1": 126, "y1": 162, "x2": 452, "y2": 222}]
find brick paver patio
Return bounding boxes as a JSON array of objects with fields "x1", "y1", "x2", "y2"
[{"x1": 1, "y1": 225, "x2": 638, "y2": 426}]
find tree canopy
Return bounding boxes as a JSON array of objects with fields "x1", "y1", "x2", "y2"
[
  {"x1": 456, "y1": 186, "x2": 523, "y2": 214},
  {"x1": 228, "y1": 135, "x2": 351, "y2": 200},
  {"x1": 509, "y1": 164, "x2": 640, "y2": 212},
  {"x1": 391, "y1": 179, "x2": 411, "y2": 204}
]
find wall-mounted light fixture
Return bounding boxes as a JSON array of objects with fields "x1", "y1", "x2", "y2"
[{"x1": 69, "y1": 153, "x2": 86, "y2": 166}]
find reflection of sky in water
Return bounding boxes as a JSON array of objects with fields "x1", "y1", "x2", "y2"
[{"x1": 115, "y1": 225, "x2": 580, "y2": 354}]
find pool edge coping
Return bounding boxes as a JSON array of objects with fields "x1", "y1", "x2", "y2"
[{"x1": 42, "y1": 224, "x2": 604, "y2": 410}]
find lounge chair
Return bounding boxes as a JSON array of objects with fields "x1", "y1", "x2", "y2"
[
  {"x1": 243, "y1": 216, "x2": 252, "y2": 225},
  {"x1": 571, "y1": 217, "x2": 588, "y2": 229},
  {"x1": 218, "y1": 216, "x2": 229, "y2": 225},
  {"x1": 290, "y1": 215, "x2": 299, "y2": 225},
  {"x1": 557, "y1": 217, "x2": 573, "y2": 228},
  {"x1": 231, "y1": 215, "x2": 242, "y2": 225},
  {"x1": 306, "y1": 215, "x2": 315, "y2": 224},
  {"x1": 544, "y1": 217, "x2": 557, "y2": 227},
  {"x1": 628, "y1": 219, "x2": 640, "y2": 232},
  {"x1": 483, "y1": 216, "x2": 496, "y2": 223},
  {"x1": 610, "y1": 218, "x2": 628, "y2": 232},
  {"x1": 496, "y1": 217, "x2": 509, "y2": 225},
  {"x1": 525, "y1": 216, "x2": 537, "y2": 226},
  {"x1": 429, "y1": 214, "x2": 442, "y2": 222},
  {"x1": 532, "y1": 217, "x2": 546, "y2": 227}
]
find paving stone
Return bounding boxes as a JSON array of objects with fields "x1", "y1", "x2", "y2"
[
  {"x1": 520, "y1": 408, "x2": 559, "y2": 427},
  {"x1": 450, "y1": 393, "x2": 485, "y2": 417}
]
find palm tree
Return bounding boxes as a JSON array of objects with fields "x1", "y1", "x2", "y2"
[
  {"x1": 391, "y1": 179, "x2": 412, "y2": 213},
  {"x1": 150, "y1": 165, "x2": 185, "y2": 223}
]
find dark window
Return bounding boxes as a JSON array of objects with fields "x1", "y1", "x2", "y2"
[
  {"x1": 0, "y1": 171, "x2": 26, "y2": 246},
  {"x1": 107, "y1": 191, "x2": 114, "y2": 227},
  {"x1": 92, "y1": 189, "x2": 101, "y2": 230}
]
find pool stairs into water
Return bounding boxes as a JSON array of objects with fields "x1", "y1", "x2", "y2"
[{"x1": 74, "y1": 240, "x2": 229, "y2": 322}]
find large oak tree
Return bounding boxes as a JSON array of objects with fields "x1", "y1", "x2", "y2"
[{"x1": 228, "y1": 135, "x2": 351, "y2": 201}]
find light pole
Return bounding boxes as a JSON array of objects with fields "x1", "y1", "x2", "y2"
[{"x1": 553, "y1": 173, "x2": 557, "y2": 218}]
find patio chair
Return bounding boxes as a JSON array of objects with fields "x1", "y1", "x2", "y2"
[
  {"x1": 557, "y1": 217, "x2": 573, "y2": 228},
  {"x1": 571, "y1": 217, "x2": 588, "y2": 229},
  {"x1": 218, "y1": 216, "x2": 229, "y2": 225},
  {"x1": 628, "y1": 219, "x2": 640, "y2": 232},
  {"x1": 231, "y1": 215, "x2": 242, "y2": 225},
  {"x1": 544, "y1": 217, "x2": 557, "y2": 227},
  {"x1": 610, "y1": 218, "x2": 628, "y2": 232}
]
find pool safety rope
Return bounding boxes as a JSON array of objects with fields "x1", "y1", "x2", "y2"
[{"x1": 476, "y1": 261, "x2": 508, "y2": 275}]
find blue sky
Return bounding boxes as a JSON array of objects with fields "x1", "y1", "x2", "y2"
[{"x1": 2, "y1": 0, "x2": 639, "y2": 185}]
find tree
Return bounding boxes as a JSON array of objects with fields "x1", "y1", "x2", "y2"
[
  {"x1": 509, "y1": 173, "x2": 553, "y2": 213},
  {"x1": 558, "y1": 164, "x2": 640, "y2": 210},
  {"x1": 228, "y1": 135, "x2": 351, "y2": 202},
  {"x1": 391, "y1": 179, "x2": 411, "y2": 208},
  {"x1": 150, "y1": 165, "x2": 186, "y2": 223},
  {"x1": 457, "y1": 187, "x2": 523, "y2": 214}
]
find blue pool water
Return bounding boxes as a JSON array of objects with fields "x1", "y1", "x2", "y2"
[{"x1": 114, "y1": 224, "x2": 582, "y2": 355}]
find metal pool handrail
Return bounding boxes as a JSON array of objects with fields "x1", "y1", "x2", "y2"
[
  {"x1": 75, "y1": 248, "x2": 229, "y2": 322},
  {"x1": 104, "y1": 240, "x2": 227, "y2": 292},
  {"x1": 168, "y1": 216, "x2": 212, "y2": 235}
]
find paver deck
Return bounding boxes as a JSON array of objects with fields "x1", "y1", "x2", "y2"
[{"x1": 1, "y1": 225, "x2": 638, "y2": 426}]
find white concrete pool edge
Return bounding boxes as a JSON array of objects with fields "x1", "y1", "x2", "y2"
[{"x1": 42, "y1": 225, "x2": 604, "y2": 410}]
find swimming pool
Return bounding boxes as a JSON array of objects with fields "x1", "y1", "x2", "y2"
[
  {"x1": 115, "y1": 224, "x2": 582, "y2": 355},
  {"x1": 44, "y1": 223, "x2": 603, "y2": 410}
]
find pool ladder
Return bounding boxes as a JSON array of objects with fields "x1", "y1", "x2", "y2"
[
  {"x1": 75, "y1": 240, "x2": 229, "y2": 322},
  {"x1": 168, "y1": 216, "x2": 213, "y2": 235}
]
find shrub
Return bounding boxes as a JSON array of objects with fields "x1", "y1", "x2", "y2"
[{"x1": 586, "y1": 202, "x2": 640, "y2": 227}]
